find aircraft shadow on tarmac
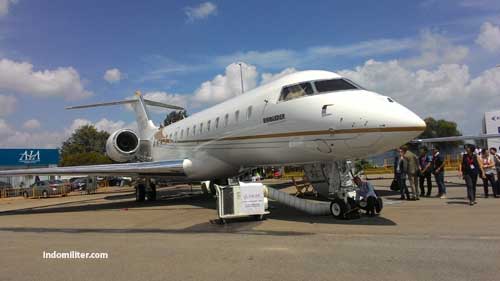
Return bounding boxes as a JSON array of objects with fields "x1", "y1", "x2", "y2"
[{"x1": 0, "y1": 185, "x2": 396, "y2": 237}]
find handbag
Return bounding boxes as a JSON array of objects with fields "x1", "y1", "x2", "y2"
[{"x1": 390, "y1": 178, "x2": 400, "y2": 191}]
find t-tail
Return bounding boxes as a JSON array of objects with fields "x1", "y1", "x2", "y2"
[{"x1": 65, "y1": 91, "x2": 184, "y2": 140}]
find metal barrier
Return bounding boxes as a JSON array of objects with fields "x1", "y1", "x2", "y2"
[{"x1": 0, "y1": 186, "x2": 71, "y2": 199}]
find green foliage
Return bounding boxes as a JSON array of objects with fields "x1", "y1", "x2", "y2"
[
  {"x1": 354, "y1": 159, "x2": 375, "y2": 174},
  {"x1": 60, "y1": 125, "x2": 112, "y2": 166},
  {"x1": 163, "y1": 110, "x2": 188, "y2": 127},
  {"x1": 419, "y1": 117, "x2": 462, "y2": 150}
]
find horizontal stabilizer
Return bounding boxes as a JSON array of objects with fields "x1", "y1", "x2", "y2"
[
  {"x1": 0, "y1": 160, "x2": 186, "y2": 177},
  {"x1": 66, "y1": 98, "x2": 184, "y2": 111}
]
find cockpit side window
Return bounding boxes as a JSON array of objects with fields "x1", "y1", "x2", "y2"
[
  {"x1": 315, "y1": 79, "x2": 358, "y2": 93},
  {"x1": 279, "y1": 82, "x2": 313, "y2": 102}
]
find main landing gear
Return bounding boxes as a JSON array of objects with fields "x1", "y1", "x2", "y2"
[{"x1": 135, "y1": 177, "x2": 157, "y2": 202}]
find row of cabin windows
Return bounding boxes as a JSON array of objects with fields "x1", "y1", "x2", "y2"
[{"x1": 168, "y1": 106, "x2": 253, "y2": 140}]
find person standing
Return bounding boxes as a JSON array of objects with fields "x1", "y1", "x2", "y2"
[
  {"x1": 395, "y1": 149, "x2": 410, "y2": 200},
  {"x1": 478, "y1": 148, "x2": 497, "y2": 198},
  {"x1": 418, "y1": 147, "x2": 433, "y2": 197},
  {"x1": 461, "y1": 145, "x2": 481, "y2": 206},
  {"x1": 491, "y1": 147, "x2": 500, "y2": 190},
  {"x1": 432, "y1": 147, "x2": 446, "y2": 199},
  {"x1": 401, "y1": 145, "x2": 419, "y2": 200}
]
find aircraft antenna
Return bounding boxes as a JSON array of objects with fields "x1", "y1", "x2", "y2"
[{"x1": 238, "y1": 62, "x2": 245, "y2": 93}]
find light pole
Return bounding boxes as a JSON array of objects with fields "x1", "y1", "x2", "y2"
[{"x1": 238, "y1": 62, "x2": 244, "y2": 93}]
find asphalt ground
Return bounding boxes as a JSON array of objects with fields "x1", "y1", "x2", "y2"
[{"x1": 1, "y1": 173, "x2": 500, "y2": 281}]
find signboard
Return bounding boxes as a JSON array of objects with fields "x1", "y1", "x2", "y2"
[
  {"x1": 0, "y1": 149, "x2": 59, "y2": 167},
  {"x1": 238, "y1": 182, "x2": 265, "y2": 214},
  {"x1": 485, "y1": 111, "x2": 500, "y2": 150}
]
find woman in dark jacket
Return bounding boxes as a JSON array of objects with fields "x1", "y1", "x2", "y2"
[{"x1": 461, "y1": 145, "x2": 481, "y2": 206}]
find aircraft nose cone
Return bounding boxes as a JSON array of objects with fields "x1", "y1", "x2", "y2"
[{"x1": 404, "y1": 113, "x2": 426, "y2": 130}]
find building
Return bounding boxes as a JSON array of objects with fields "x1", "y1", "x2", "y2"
[
  {"x1": 0, "y1": 148, "x2": 59, "y2": 188},
  {"x1": 484, "y1": 111, "x2": 500, "y2": 150}
]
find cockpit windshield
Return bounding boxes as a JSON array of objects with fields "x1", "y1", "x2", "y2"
[
  {"x1": 279, "y1": 82, "x2": 314, "y2": 101},
  {"x1": 314, "y1": 79, "x2": 359, "y2": 93},
  {"x1": 278, "y1": 78, "x2": 362, "y2": 102}
]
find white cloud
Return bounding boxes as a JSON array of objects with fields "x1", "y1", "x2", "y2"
[
  {"x1": 0, "y1": 118, "x2": 131, "y2": 148},
  {"x1": 214, "y1": 32, "x2": 459, "y2": 69},
  {"x1": 260, "y1": 68, "x2": 297, "y2": 85},
  {"x1": 476, "y1": 22, "x2": 500, "y2": 52},
  {"x1": 401, "y1": 30, "x2": 469, "y2": 68},
  {"x1": 0, "y1": 95, "x2": 16, "y2": 117},
  {"x1": 143, "y1": 92, "x2": 189, "y2": 112},
  {"x1": 192, "y1": 63, "x2": 258, "y2": 104},
  {"x1": 0, "y1": 0, "x2": 17, "y2": 17},
  {"x1": 339, "y1": 60, "x2": 500, "y2": 133},
  {"x1": 22, "y1": 119, "x2": 41, "y2": 130},
  {"x1": 309, "y1": 38, "x2": 414, "y2": 58},
  {"x1": 185, "y1": 2, "x2": 217, "y2": 22},
  {"x1": 67, "y1": 118, "x2": 126, "y2": 134},
  {"x1": 215, "y1": 50, "x2": 298, "y2": 69},
  {"x1": 460, "y1": 0, "x2": 500, "y2": 9},
  {"x1": 0, "y1": 59, "x2": 92, "y2": 100},
  {"x1": 104, "y1": 68, "x2": 122, "y2": 83}
]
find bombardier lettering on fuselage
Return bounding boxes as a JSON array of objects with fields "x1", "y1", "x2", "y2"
[{"x1": 263, "y1": 114, "x2": 285, "y2": 124}]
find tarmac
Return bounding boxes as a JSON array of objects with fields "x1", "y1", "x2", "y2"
[{"x1": 1, "y1": 173, "x2": 500, "y2": 281}]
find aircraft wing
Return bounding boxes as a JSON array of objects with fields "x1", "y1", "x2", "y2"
[
  {"x1": 413, "y1": 133, "x2": 500, "y2": 143},
  {"x1": 0, "y1": 160, "x2": 186, "y2": 177}
]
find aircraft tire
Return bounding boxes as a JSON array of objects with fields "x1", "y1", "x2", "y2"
[
  {"x1": 135, "y1": 184, "x2": 146, "y2": 202},
  {"x1": 375, "y1": 197, "x2": 383, "y2": 214},
  {"x1": 146, "y1": 183, "x2": 157, "y2": 201},
  {"x1": 330, "y1": 198, "x2": 348, "y2": 219}
]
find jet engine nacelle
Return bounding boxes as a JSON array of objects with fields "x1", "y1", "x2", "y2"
[{"x1": 106, "y1": 129, "x2": 140, "y2": 162}]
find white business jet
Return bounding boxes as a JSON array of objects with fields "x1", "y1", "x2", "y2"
[{"x1": 0, "y1": 70, "x2": 426, "y2": 207}]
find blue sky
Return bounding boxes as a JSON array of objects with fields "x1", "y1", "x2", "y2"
[{"x1": 0, "y1": 0, "x2": 500, "y2": 147}]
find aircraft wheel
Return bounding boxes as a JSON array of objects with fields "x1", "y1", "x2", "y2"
[
  {"x1": 375, "y1": 197, "x2": 383, "y2": 214},
  {"x1": 135, "y1": 184, "x2": 146, "y2": 202},
  {"x1": 42, "y1": 190, "x2": 48, "y2": 198},
  {"x1": 23, "y1": 191, "x2": 29, "y2": 198},
  {"x1": 209, "y1": 181, "x2": 217, "y2": 195},
  {"x1": 146, "y1": 183, "x2": 157, "y2": 201},
  {"x1": 330, "y1": 198, "x2": 348, "y2": 219}
]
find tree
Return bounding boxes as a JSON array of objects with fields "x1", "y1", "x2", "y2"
[
  {"x1": 60, "y1": 125, "x2": 113, "y2": 166},
  {"x1": 418, "y1": 117, "x2": 462, "y2": 151},
  {"x1": 163, "y1": 110, "x2": 188, "y2": 127}
]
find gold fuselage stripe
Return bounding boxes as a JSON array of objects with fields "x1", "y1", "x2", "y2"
[{"x1": 173, "y1": 126, "x2": 425, "y2": 144}]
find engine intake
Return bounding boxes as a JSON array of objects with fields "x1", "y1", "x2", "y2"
[{"x1": 106, "y1": 129, "x2": 140, "y2": 162}]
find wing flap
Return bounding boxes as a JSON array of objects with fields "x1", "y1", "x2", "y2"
[
  {"x1": 413, "y1": 133, "x2": 500, "y2": 143},
  {"x1": 0, "y1": 160, "x2": 186, "y2": 177}
]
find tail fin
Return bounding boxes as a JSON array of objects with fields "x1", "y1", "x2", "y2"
[{"x1": 66, "y1": 91, "x2": 184, "y2": 139}]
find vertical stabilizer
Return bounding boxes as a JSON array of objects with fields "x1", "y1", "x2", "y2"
[{"x1": 131, "y1": 91, "x2": 158, "y2": 140}]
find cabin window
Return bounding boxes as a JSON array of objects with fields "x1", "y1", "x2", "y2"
[
  {"x1": 207, "y1": 120, "x2": 211, "y2": 131},
  {"x1": 180, "y1": 129, "x2": 184, "y2": 139},
  {"x1": 193, "y1": 125, "x2": 196, "y2": 136},
  {"x1": 186, "y1": 127, "x2": 190, "y2": 137},
  {"x1": 199, "y1": 122, "x2": 203, "y2": 134},
  {"x1": 174, "y1": 132, "x2": 178, "y2": 140},
  {"x1": 279, "y1": 82, "x2": 314, "y2": 102},
  {"x1": 215, "y1": 117, "x2": 220, "y2": 129},
  {"x1": 235, "y1": 110, "x2": 240, "y2": 124},
  {"x1": 224, "y1": 114, "x2": 229, "y2": 127},
  {"x1": 247, "y1": 106, "x2": 252, "y2": 120},
  {"x1": 314, "y1": 79, "x2": 359, "y2": 93}
]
